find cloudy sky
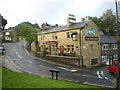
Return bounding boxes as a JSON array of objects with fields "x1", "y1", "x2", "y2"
[{"x1": 0, "y1": 0, "x2": 120, "y2": 28}]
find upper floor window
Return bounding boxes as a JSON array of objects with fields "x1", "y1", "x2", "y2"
[
  {"x1": 113, "y1": 44, "x2": 117, "y2": 50},
  {"x1": 52, "y1": 34, "x2": 57, "y2": 40},
  {"x1": 102, "y1": 44, "x2": 108, "y2": 51},
  {"x1": 67, "y1": 32, "x2": 71, "y2": 38},
  {"x1": 66, "y1": 32, "x2": 77, "y2": 41},
  {"x1": 41, "y1": 35, "x2": 45, "y2": 40}
]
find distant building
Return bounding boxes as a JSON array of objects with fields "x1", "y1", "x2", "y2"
[
  {"x1": 100, "y1": 35, "x2": 118, "y2": 65},
  {"x1": 37, "y1": 15, "x2": 103, "y2": 67},
  {"x1": 3, "y1": 29, "x2": 18, "y2": 42}
]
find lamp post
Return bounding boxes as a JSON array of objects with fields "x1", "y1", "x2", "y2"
[{"x1": 115, "y1": 0, "x2": 120, "y2": 89}]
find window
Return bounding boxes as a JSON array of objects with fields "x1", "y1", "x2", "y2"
[
  {"x1": 113, "y1": 44, "x2": 117, "y2": 50},
  {"x1": 67, "y1": 32, "x2": 71, "y2": 38},
  {"x1": 66, "y1": 32, "x2": 77, "y2": 41},
  {"x1": 52, "y1": 34, "x2": 57, "y2": 40},
  {"x1": 91, "y1": 58, "x2": 98, "y2": 65},
  {"x1": 67, "y1": 45, "x2": 74, "y2": 53},
  {"x1": 102, "y1": 56, "x2": 107, "y2": 62},
  {"x1": 113, "y1": 54, "x2": 117, "y2": 61},
  {"x1": 41, "y1": 35, "x2": 45, "y2": 40},
  {"x1": 102, "y1": 44, "x2": 108, "y2": 51},
  {"x1": 52, "y1": 44, "x2": 58, "y2": 51}
]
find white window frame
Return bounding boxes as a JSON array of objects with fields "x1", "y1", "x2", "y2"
[
  {"x1": 113, "y1": 44, "x2": 117, "y2": 50},
  {"x1": 113, "y1": 54, "x2": 117, "y2": 61},
  {"x1": 102, "y1": 56, "x2": 107, "y2": 62},
  {"x1": 103, "y1": 44, "x2": 108, "y2": 51},
  {"x1": 52, "y1": 34, "x2": 57, "y2": 40}
]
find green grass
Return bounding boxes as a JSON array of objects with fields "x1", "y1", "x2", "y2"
[
  {"x1": 0, "y1": 65, "x2": 2, "y2": 89},
  {"x1": 2, "y1": 66, "x2": 99, "y2": 88}
]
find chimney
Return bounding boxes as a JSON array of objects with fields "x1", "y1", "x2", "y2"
[
  {"x1": 84, "y1": 16, "x2": 90, "y2": 21},
  {"x1": 67, "y1": 14, "x2": 76, "y2": 26},
  {"x1": 41, "y1": 23, "x2": 50, "y2": 31}
]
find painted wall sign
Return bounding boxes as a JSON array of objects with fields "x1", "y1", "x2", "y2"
[
  {"x1": 42, "y1": 41, "x2": 58, "y2": 44},
  {"x1": 85, "y1": 29, "x2": 96, "y2": 35},
  {"x1": 85, "y1": 37, "x2": 99, "y2": 41}
]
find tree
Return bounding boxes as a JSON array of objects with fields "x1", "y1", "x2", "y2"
[
  {"x1": 15, "y1": 22, "x2": 41, "y2": 42},
  {"x1": 82, "y1": 9, "x2": 116, "y2": 35},
  {"x1": 19, "y1": 25, "x2": 40, "y2": 42},
  {"x1": 100, "y1": 9, "x2": 116, "y2": 35}
]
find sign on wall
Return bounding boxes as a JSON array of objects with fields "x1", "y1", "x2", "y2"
[
  {"x1": 85, "y1": 37, "x2": 99, "y2": 41},
  {"x1": 85, "y1": 29, "x2": 96, "y2": 35},
  {"x1": 42, "y1": 41, "x2": 58, "y2": 44}
]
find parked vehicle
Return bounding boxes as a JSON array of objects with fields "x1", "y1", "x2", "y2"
[
  {"x1": 109, "y1": 62, "x2": 120, "y2": 75},
  {"x1": 0, "y1": 46, "x2": 5, "y2": 55}
]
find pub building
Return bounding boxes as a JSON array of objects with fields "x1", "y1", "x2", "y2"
[{"x1": 37, "y1": 15, "x2": 103, "y2": 66}]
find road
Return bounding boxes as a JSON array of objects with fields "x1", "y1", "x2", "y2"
[{"x1": 2, "y1": 40, "x2": 116, "y2": 88}]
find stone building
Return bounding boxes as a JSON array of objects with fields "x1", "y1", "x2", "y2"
[
  {"x1": 100, "y1": 35, "x2": 118, "y2": 65},
  {"x1": 37, "y1": 15, "x2": 103, "y2": 66},
  {"x1": 3, "y1": 29, "x2": 18, "y2": 42}
]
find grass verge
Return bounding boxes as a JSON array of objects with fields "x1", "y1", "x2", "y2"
[{"x1": 2, "y1": 66, "x2": 99, "y2": 88}]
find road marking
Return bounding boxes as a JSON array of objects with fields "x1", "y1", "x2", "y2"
[
  {"x1": 97, "y1": 71, "x2": 103, "y2": 79},
  {"x1": 24, "y1": 59, "x2": 33, "y2": 63},
  {"x1": 16, "y1": 52, "x2": 18, "y2": 55},
  {"x1": 39, "y1": 65, "x2": 57, "y2": 70},
  {"x1": 57, "y1": 67, "x2": 77, "y2": 72},
  {"x1": 18, "y1": 55, "x2": 22, "y2": 59},
  {"x1": 73, "y1": 73, "x2": 97, "y2": 78},
  {"x1": 12, "y1": 59, "x2": 20, "y2": 61},
  {"x1": 97, "y1": 71, "x2": 110, "y2": 80},
  {"x1": 101, "y1": 71, "x2": 108, "y2": 79}
]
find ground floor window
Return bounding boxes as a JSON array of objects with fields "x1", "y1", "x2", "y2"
[
  {"x1": 52, "y1": 44, "x2": 58, "y2": 51},
  {"x1": 102, "y1": 56, "x2": 107, "y2": 63},
  {"x1": 113, "y1": 54, "x2": 117, "y2": 61},
  {"x1": 67, "y1": 45, "x2": 74, "y2": 53},
  {"x1": 91, "y1": 58, "x2": 98, "y2": 65}
]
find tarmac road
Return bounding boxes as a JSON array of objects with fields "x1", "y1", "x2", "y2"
[{"x1": 2, "y1": 40, "x2": 116, "y2": 88}]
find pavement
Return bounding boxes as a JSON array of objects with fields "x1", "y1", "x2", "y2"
[
  {"x1": 27, "y1": 49, "x2": 108, "y2": 72},
  {"x1": 1, "y1": 55, "x2": 22, "y2": 73}
]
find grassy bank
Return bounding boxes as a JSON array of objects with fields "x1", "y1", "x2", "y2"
[{"x1": 1, "y1": 66, "x2": 100, "y2": 88}]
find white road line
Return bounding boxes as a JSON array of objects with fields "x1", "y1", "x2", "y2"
[
  {"x1": 24, "y1": 59, "x2": 33, "y2": 63},
  {"x1": 12, "y1": 59, "x2": 20, "y2": 61},
  {"x1": 97, "y1": 71, "x2": 103, "y2": 79},
  {"x1": 18, "y1": 55, "x2": 22, "y2": 59},
  {"x1": 73, "y1": 73, "x2": 97, "y2": 78},
  {"x1": 16, "y1": 52, "x2": 18, "y2": 55},
  {"x1": 57, "y1": 67, "x2": 77, "y2": 72},
  {"x1": 101, "y1": 71, "x2": 108, "y2": 79},
  {"x1": 39, "y1": 65, "x2": 57, "y2": 70}
]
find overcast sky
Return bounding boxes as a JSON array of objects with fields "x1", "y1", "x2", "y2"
[{"x1": 0, "y1": 0, "x2": 120, "y2": 28}]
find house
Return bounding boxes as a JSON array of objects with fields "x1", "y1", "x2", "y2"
[
  {"x1": 3, "y1": 29, "x2": 18, "y2": 42},
  {"x1": 100, "y1": 35, "x2": 118, "y2": 65},
  {"x1": 37, "y1": 15, "x2": 103, "y2": 67}
]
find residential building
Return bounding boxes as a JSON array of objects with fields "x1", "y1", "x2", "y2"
[
  {"x1": 100, "y1": 35, "x2": 118, "y2": 65},
  {"x1": 3, "y1": 29, "x2": 18, "y2": 42},
  {"x1": 37, "y1": 15, "x2": 103, "y2": 67}
]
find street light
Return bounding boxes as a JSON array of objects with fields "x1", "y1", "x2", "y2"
[{"x1": 115, "y1": 0, "x2": 120, "y2": 89}]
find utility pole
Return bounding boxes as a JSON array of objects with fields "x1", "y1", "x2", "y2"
[{"x1": 115, "y1": 0, "x2": 120, "y2": 89}]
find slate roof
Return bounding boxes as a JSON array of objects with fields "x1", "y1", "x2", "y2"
[
  {"x1": 100, "y1": 35, "x2": 117, "y2": 43},
  {"x1": 2, "y1": 29, "x2": 15, "y2": 32},
  {"x1": 38, "y1": 20, "x2": 91, "y2": 35}
]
